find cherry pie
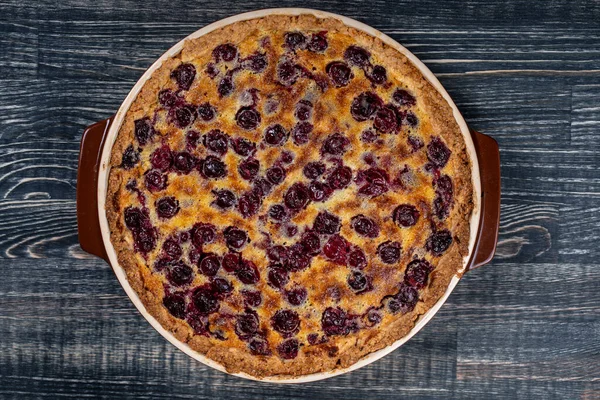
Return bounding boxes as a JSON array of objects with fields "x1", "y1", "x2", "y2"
[{"x1": 106, "y1": 14, "x2": 473, "y2": 377}]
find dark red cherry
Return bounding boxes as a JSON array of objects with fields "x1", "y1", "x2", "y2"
[
  {"x1": 197, "y1": 102, "x2": 216, "y2": 122},
  {"x1": 284, "y1": 182, "x2": 310, "y2": 210},
  {"x1": 134, "y1": 117, "x2": 154, "y2": 146},
  {"x1": 242, "y1": 290, "x2": 262, "y2": 307},
  {"x1": 163, "y1": 293, "x2": 186, "y2": 319},
  {"x1": 264, "y1": 124, "x2": 288, "y2": 146},
  {"x1": 236, "y1": 259, "x2": 260, "y2": 284},
  {"x1": 158, "y1": 89, "x2": 178, "y2": 108},
  {"x1": 426, "y1": 229, "x2": 452, "y2": 256},
  {"x1": 173, "y1": 151, "x2": 195, "y2": 174},
  {"x1": 191, "y1": 285, "x2": 220, "y2": 314},
  {"x1": 133, "y1": 226, "x2": 156, "y2": 254},
  {"x1": 212, "y1": 43, "x2": 238, "y2": 62},
  {"x1": 286, "y1": 225, "x2": 299, "y2": 238},
  {"x1": 238, "y1": 157, "x2": 260, "y2": 181},
  {"x1": 188, "y1": 248, "x2": 201, "y2": 265},
  {"x1": 283, "y1": 244, "x2": 311, "y2": 271},
  {"x1": 323, "y1": 234, "x2": 350, "y2": 265},
  {"x1": 186, "y1": 312, "x2": 209, "y2": 335},
  {"x1": 253, "y1": 178, "x2": 273, "y2": 197},
  {"x1": 404, "y1": 259, "x2": 433, "y2": 289},
  {"x1": 172, "y1": 104, "x2": 197, "y2": 128},
  {"x1": 223, "y1": 226, "x2": 248, "y2": 250},
  {"x1": 351, "y1": 214, "x2": 379, "y2": 238},
  {"x1": 163, "y1": 240, "x2": 182, "y2": 260},
  {"x1": 218, "y1": 76, "x2": 234, "y2": 97},
  {"x1": 393, "y1": 204, "x2": 420, "y2": 227},
  {"x1": 277, "y1": 338, "x2": 299, "y2": 359},
  {"x1": 365, "y1": 308, "x2": 382, "y2": 326},
  {"x1": 408, "y1": 135, "x2": 424, "y2": 151},
  {"x1": 299, "y1": 231, "x2": 321, "y2": 255},
  {"x1": 307, "y1": 180, "x2": 332, "y2": 202},
  {"x1": 266, "y1": 166, "x2": 286, "y2": 185},
  {"x1": 271, "y1": 309, "x2": 300, "y2": 337},
  {"x1": 348, "y1": 271, "x2": 371, "y2": 293},
  {"x1": 124, "y1": 207, "x2": 148, "y2": 231},
  {"x1": 121, "y1": 145, "x2": 140, "y2": 169},
  {"x1": 284, "y1": 31, "x2": 306, "y2": 50},
  {"x1": 156, "y1": 197, "x2": 179, "y2": 219},
  {"x1": 285, "y1": 287, "x2": 308, "y2": 306},
  {"x1": 222, "y1": 252, "x2": 241, "y2": 273},
  {"x1": 205, "y1": 62, "x2": 218, "y2": 78},
  {"x1": 235, "y1": 310, "x2": 259, "y2": 340},
  {"x1": 167, "y1": 262, "x2": 193, "y2": 286},
  {"x1": 388, "y1": 283, "x2": 418, "y2": 314},
  {"x1": 434, "y1": 175, "x2": 454, "y2": 220},
  {"x1": 373, "y1": 105, "x2": 399, "y2": 133},
  {"x1": 211, "y1": 277, "x2": 233, "y2": 297},
  {"x1": 277, "y1": 59, "x2": 299, "y2": 86},
  {"x1": 378, "y1": 241, "x2": 402, "y2": 264},
  {"x1": 313, "y1": 211, "x2": 341, "y2": 235},
  {"x1": 236, "y1": 107, "x2": 261, "y2": 130},
  {"x1": 351, "y1": 92, "x2": 382, "y2": 122},
  {"x1": 150, "y1": 145, "x2": 173, "y2": 171},
  {"x1": 392, "y1": 89, "x2": 416, "y2": 107},
  {"x1": 200, "y1": 156, "x2": 227, "y2": 179},
  {"x1": 248, "y1": 338, "x2": 271, "y2": 355},
  {"x1": 358, "y1": 167, "x2": 389, "y2": 197},
  {"x1": 360, "y1": 128, "x2": 379, "y2": 143},
  {"x1": 326, "y1": 61, "x2": 353, "y2": 87},
  {"x1": 344, "y1": 45, "x2": 371, "y2": 67},
  {"x1": 295, "y1": 100, "x2": 312, "y2": 121},
  {"x1": 267, "y1": 245, "x2": 288, "y2": 262},
  {"x1": 268, "y1": 267, "x2": 289, "y2": 289},
  {"x1": 268, "y1": 204, "x2": 288, "y2": 222},
  {"x1": 369, "y1": 65, "x2": 387, "y2": 85},
  {"x1": 231, "y1": 137, "x2": 257, "y2": 157},
  {"x1": 237, "y1": 189, "x2": 262, "y2": 217},
  {"x1": 291, "y1": 122, "x2": 313, "y2": 145},
  {"x1": 171, "y1": 63, "x2": 196, "y2": 90},
  {"x1": 308, "y1": 32, "x2": 328, "y2": 52},
  {"x1": 322, "y1": 132, "x2": 350, "y2": 156},
  {"x1": 191, "y1": 223, "x2": 216, "y2": 247},
  {"x1": 202, "y1": 130, "x2": 229, "y2": 155},
  {"x1": 326, "y1": 166, "x2": 352, "y2": 190},
  {"x1": 144, "y1": 170, "x2": 167, "y2": 192},
  {"x1": 199, "y1": 253, "x2": 221, "y2": 276},
  {"x1": 303, "y1": 162, "x2": 325, "y2": 180},
  {"x1": 348, "y1": 248, "x2": 367, "y2": 269},
  {"x1": 427, "y1": 137, "x2": 451, "y2": 168},
  {"x1": 322, "y1": 307, "x2": 348, "y2": 336},
  {"x1": 404, "y1": 111, "x2": 418, "y2": 127},
  {"x1": 186, "y1": 130, "x2": 201, "y2": 149},
  {"x1": 242, "y1": 52, "x2": 268, "y2": 73},
  {"x1": 211, "y1": 189, "x2": 236, "y2": 209}
]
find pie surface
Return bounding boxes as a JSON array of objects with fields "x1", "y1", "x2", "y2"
[{"x1": 106, "y1": 14, "x2": 474, "y2": 378}]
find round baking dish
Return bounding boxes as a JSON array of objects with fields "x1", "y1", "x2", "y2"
[{"x1": 77, "y1": 8, "x2": 500, "y2": 383}]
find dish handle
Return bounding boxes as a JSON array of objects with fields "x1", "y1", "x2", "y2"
[
  {"x1": 77, "y1": 117, "x2": 114, "y2": 262},
  {"x1": 467, "y1": 130, "x2": 501, "y2": 270}
]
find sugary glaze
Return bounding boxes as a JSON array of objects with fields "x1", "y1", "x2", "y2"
[{"x1": 106, "y1": 15, "x2": 473, "y2": 378}]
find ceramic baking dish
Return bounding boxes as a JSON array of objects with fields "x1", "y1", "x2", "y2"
[{"x1": 76, "y1": 8, "x2": 500, "y2": 383}]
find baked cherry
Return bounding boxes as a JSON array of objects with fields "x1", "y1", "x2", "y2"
[
  {"x1": 348, "y1": 248, "x2": 367, "y2": 269},
  {"x1": 269, "y1": 204, "x2": 288, "y2": 222},
  {"x1": 133, "y1": 226, "x2": 156, "y2": 254},
  {"x1": 242, "y1": 290, "x2": 262, "y2": 308},
  {"x1": 231, "y1": 137, "x2": 257, "y2": 157},
  {"x1": 134, "y1": 117, "x2": 154, "y2": 146},
  {"x1": 158, "y1": 89, "x2": 178, "y2": 108},
  {"x1": 211, "y1": 277, "x2": 233, "y2": 296},
  {"x1": 267, "y1": 245, "x2": 288, "y2": 262},
  {"x1": 351, "y1": 92, "x2": 382, "y2": 121},
  {"x1": 212, "y1": 43, "x2": 238, "y2": 62},
  {"x1": 407, "y1": 135, "x2": 424, "y2": 151},
  {"x1": 404, "y1": 111, "x2": 418, "y2": 127},
  {"x1": 344, "y1": 45, "x2": 371, "y2": 67},
  {"x1": 223, "y1": 226, "x2": 248, "y2": 250},
  {"x1": 351, "y1": 214, "x2": 379, "y2": 238},
  {"x1": 295, "y1": 100, "x2": 312, "y2": 121},
  {"x1": 313, "y1": 211, "x2": 341, "y2": 235},
  {"x1": 308, "y1": 32, "x2": 328, "y2": 52},
  {"x1": 285, "y1": 287, "x2": 308, "y2": 306},
  {"x1": 238, "y1": 189, "x2": 262, "y2": 217},
  {"x1": 173, "y1": 151, "x2": 195, "y2": 174},
  {"x1": 155, "y1": 197, "x2": 179, "y2": 219},
  {"x1": 393, "y1": 204, "x2": 420, "y2": 227},
  {"x1": 121, "y1": 145, "x2": 140, "y2": 169},
  {"x1": 167, "y1": 261, "x2": 193, "y2": 286},
  {"x1": 434, "y1": 174, "x2": 453, "y2": 220},
  {"x1": 322, "y1": 132, "x2": 350, "y2": 156},
  {"x1": 242, "y1": 52, "x2": 268, "y2": 73},
  {"x1": 236, "y1": 107, "x2": 261, "y2": 130},
  {"x1": 248, "y1": 338, "x2": 271, "y2": 356},
  {"x1": 322, "y1": 307, "x2": 348, "y2": 336},
  {"x1": 348, "y1": 271, "x2": 371, "y2": 293},
  {"x1": 264, "y1": 124, "x2": 288, "y2": 146},
  {"x1": 360, "y1": 128, "x2": 379, "y2": 143},
  {"x1": 144, "y1": 170, "x2": 167, "y2": 192},
  {"x1": 284, "y1": 182, "x2": 310, "y2": 210},
  {"x1": 369, "y1": 65, "x2": 387, "y2": 85},
  {"x1": 426, "y1": 229, "x2": 452, "y2": 256},
  {"x1": 197, "y1": 102, "x2": 216, "y2": 122},
  {"x1": 218, "y1": 76, "x2": 234, "y2": 97},
  {"x1": 191, "y1": 285, "x2": 220, "y2": 314},
  {"x1": 303, "y1": 162, "x2": 326, "y2": 180},
  {"x1": 271, "y1": 309, "x2": 300, "y2": 337},
  {"x1": 427, "y1": 136, "x2": 451, "y2": 168},
  {"x1": 200, "y1": 156, "x2": 227, "y2": 179},
  {"x1": 235, "y1": 310, "x2": 260, "y2": 340},
  {"x1": 205, "y1": 62, "x2": 218, "y2": 78},
  {"x1": 277, "y1": 59, "x2": 299, "y2": 86},
  {"x1": 277, "y1": 338, "x2": 299, "y2": 360},
  {"x1": 150, "y1": 145, "x2": 173, "y2": 171},
  {"x1": 253, "y1": 178, "x2": 273, "y2": 197},
  {"x1": 373, "y1": 105, "x2": 399, "y2": 133},
  {"x1": 326, "y1": 166, "x2": 352, "y2": 190},
  {"x1": 266, "y1": 166, "x2": 285, "y2": 185},
  {"x1": 238, "y1": 157, "x2": 260, "y2": 181},
  {"x1": 392, "y1": 88, "x2": 416, "y2": 107},
  {"x1": 307, "y1": 180, "x2": 332, "y2": 202},
  {"x1": 365, "y1": 308, "x2": 382, "y2": 326},
  {"x1": 211, "y1": 189, "x2": 236, "y2": 209},
  {"x1": 284, "y1": 31, "x2": 306, "y2": 50},
  {"x1": 326, "y1": 61, "x2": 353, "y2": 87},
  {"x1": 378, "y1": 241, "x2": 402, "y2": 264},
  {"x1": 323, "y1": 234, "x2": 350, "y2": 265},
  {"x1": 404, "y1": 258, "x2": 433, "y2": 289},
  {"x1": 297, "y1": 232, "x2": 320, "y2": 256},
  {"x1": 358, "y1": 167, "x2": 388, "y2": 197},
  {"x1": 268, "y1": 266, "x2": 289, "y2": 289},
  {"x1": 222, "y1": 252, "x2": 241, "y2": 273},
  {"x1": 203, "y1": 130, "x2": 229, "y2": 155},
  {"x1": 236, "y1": 259, "x2": 260, "y2": 284},
  {"x1": 171, "y1": 63, "x2": 196, "y2": 90},
  {"x1": 199, "y1": 253, "x2": 221, "y2": 276},
  {"x1": 291, "y1": 121, "x2": 313, "y2": 145},
  {"x1": 124, "y1": 207, "x2": 148, "y2": 230},
  {"x1": 173, "y1": 104, "x2": 198, "y2": 128},
  {"x1": 191, "y1": 223, "x2": 216, "y2": 247},
  {"x1": 388, "y1": 283, "x2": 418, "y2": 314},
  {"x1": 163, "y1": 293, "x2": 186, "y2": 319}
]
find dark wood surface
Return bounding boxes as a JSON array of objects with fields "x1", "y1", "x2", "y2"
[{"x1": 1, "y1": 1, "x2": 599, "y2": 398}]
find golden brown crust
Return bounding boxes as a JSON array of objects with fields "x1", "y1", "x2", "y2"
[{"x1": 106, "y1": 14, "x2": 473, "y2": 378}]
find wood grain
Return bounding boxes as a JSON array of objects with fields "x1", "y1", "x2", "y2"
[{"x1": 0, "y1": 0, "x2": 599, "y2": 398}]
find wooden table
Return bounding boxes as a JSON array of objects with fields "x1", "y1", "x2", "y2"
[{"x1": 1, "y1": 1, "x2": 599, "y2": 398}]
